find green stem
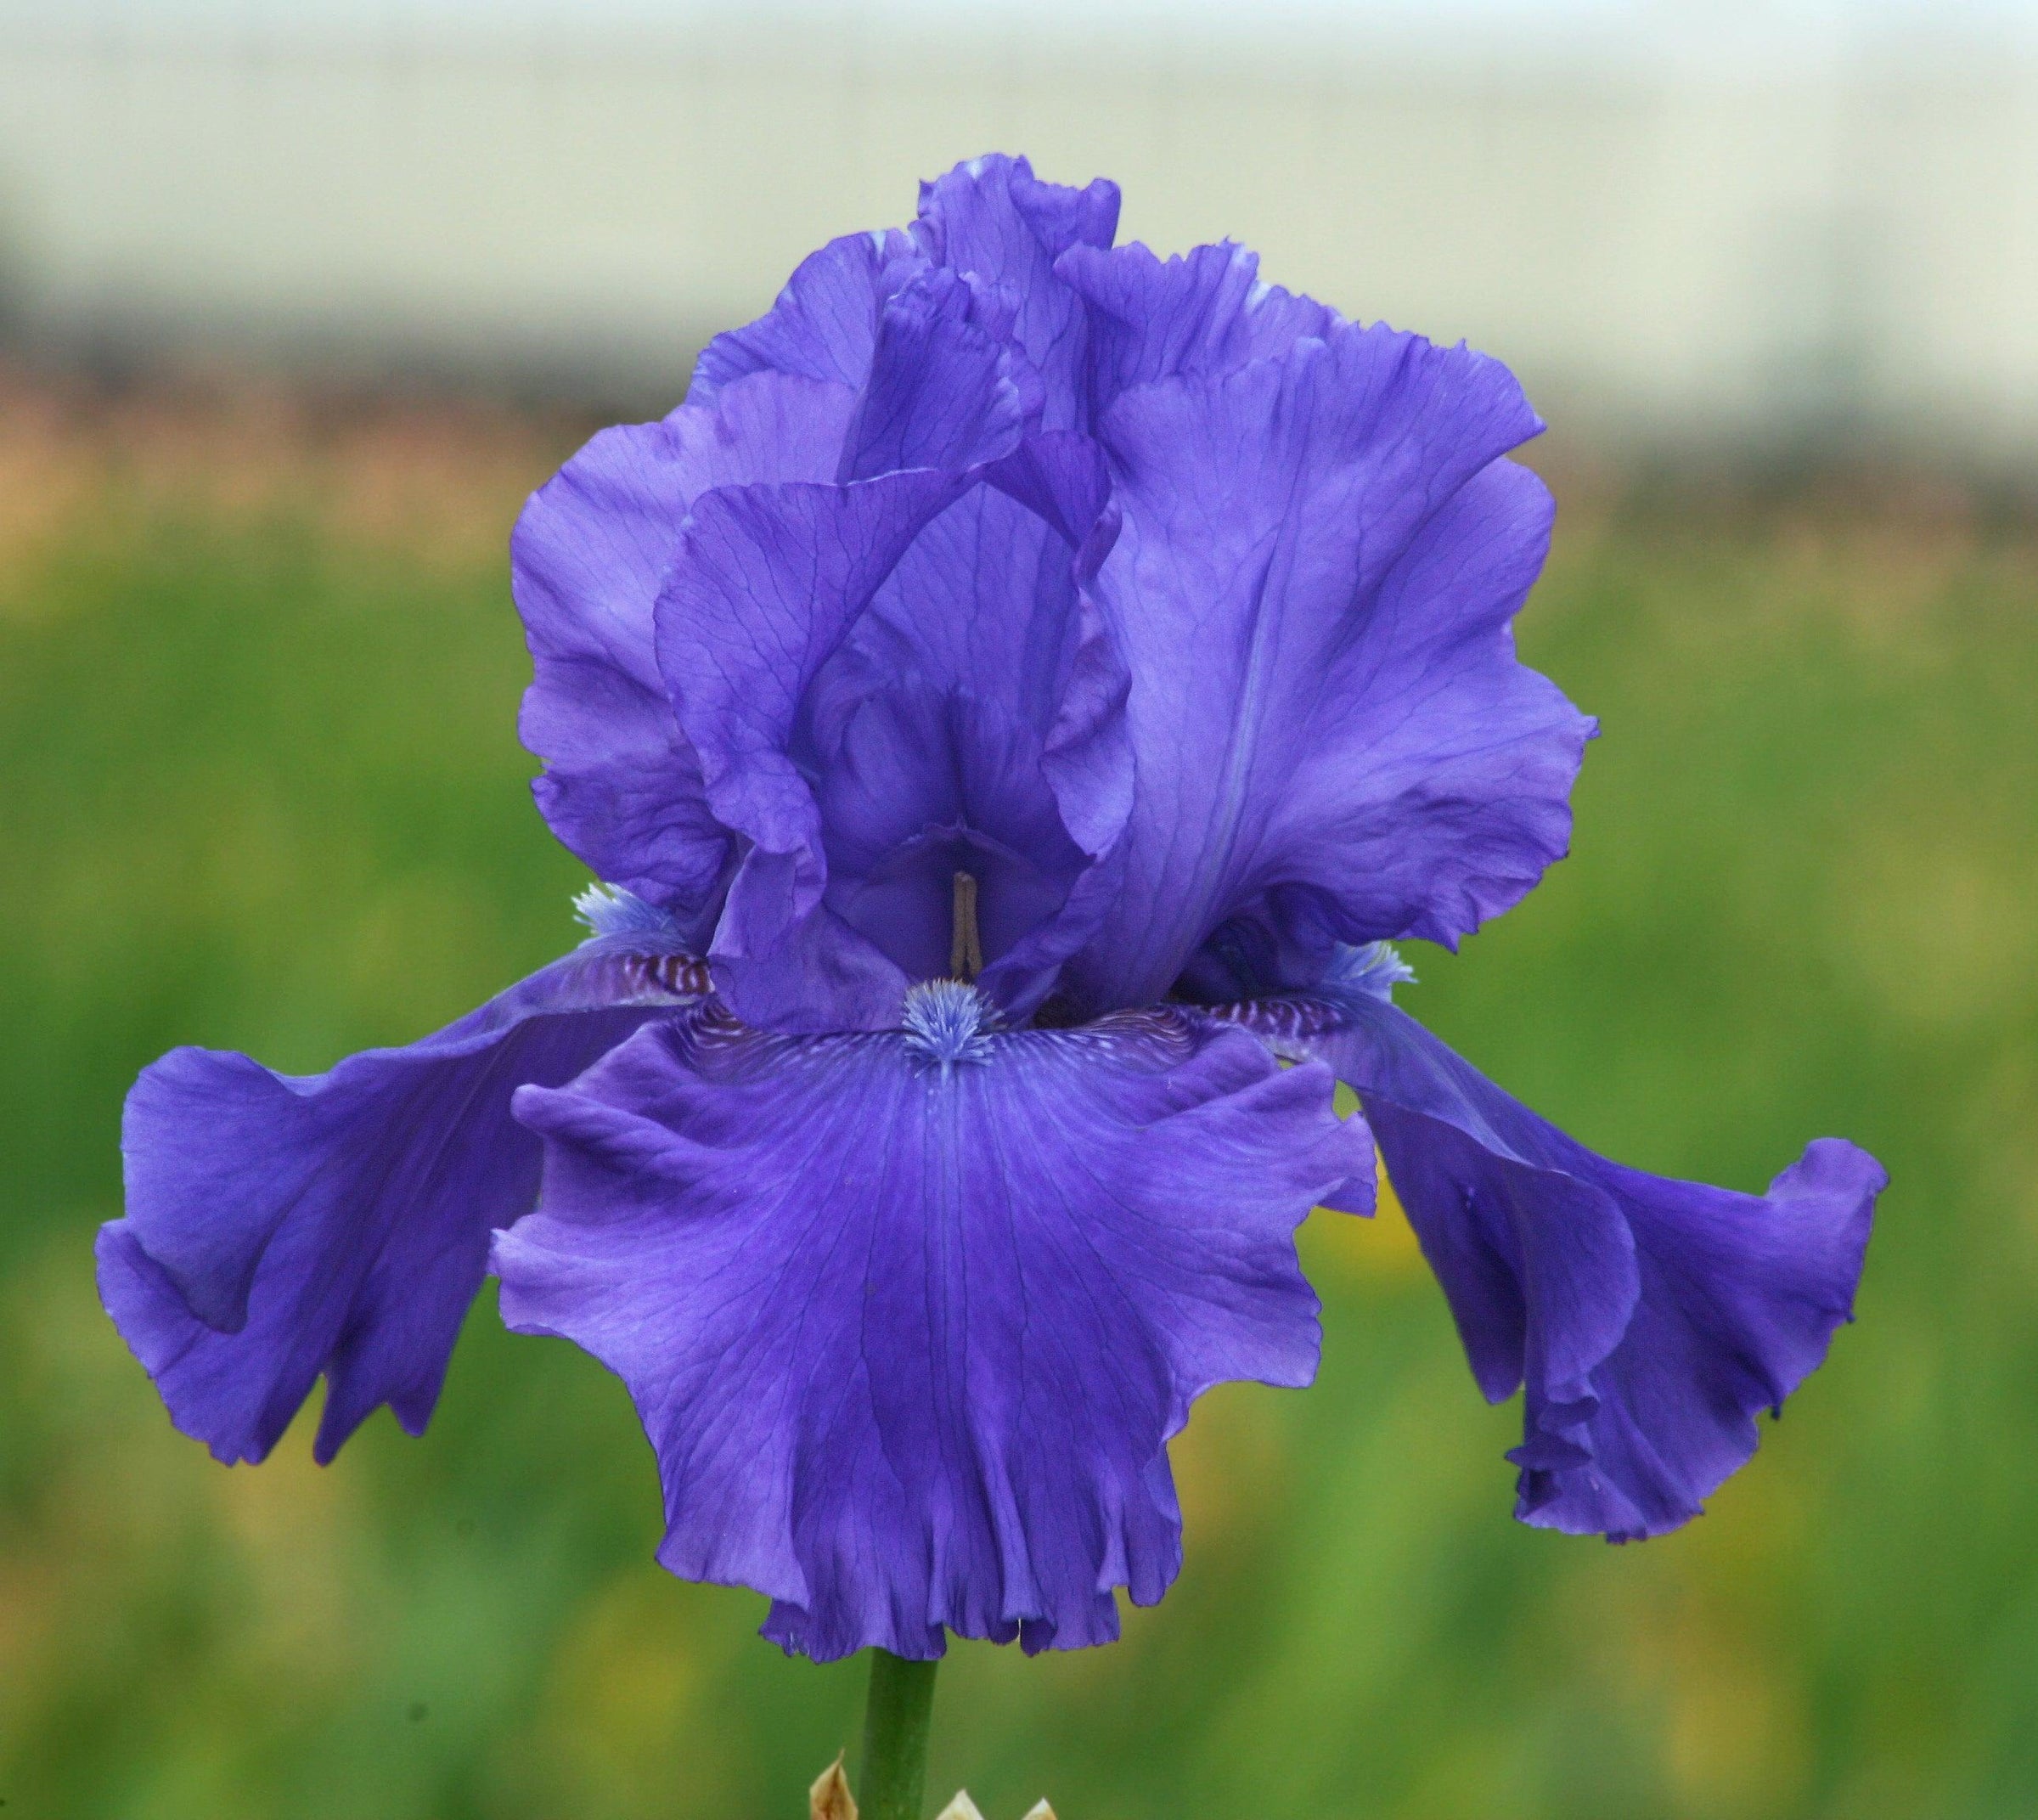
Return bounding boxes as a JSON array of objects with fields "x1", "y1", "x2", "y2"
[{"x1": 857, "y1": 1649, "x2": 939, "y2": 1820}]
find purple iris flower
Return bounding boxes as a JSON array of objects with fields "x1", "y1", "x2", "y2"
[{"x1": 101, "y1": 155, "x2": 1885, "y2": 1663}]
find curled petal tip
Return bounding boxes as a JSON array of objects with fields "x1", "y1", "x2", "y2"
[
  {"x1": 106, "y1": 935, "x2": 711, "y2": 1467},
  {"x1": 1219, "y1": 966, "x2": 1883, "y2": 1541}
]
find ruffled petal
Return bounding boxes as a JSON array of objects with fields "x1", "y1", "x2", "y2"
[
  {"x1": 807, "y1": 445, "x2": 1131, "y2": 1018},
  {"x1": 914, "y1": 155, "x2": 1121, "y2": 433},
  {"x1": 512, "y1": 371, "x2": 857, "y2": 926},
  {"x1": 1056, "y1": 238, "x2": 1337, "y2": 403},
  {"x1": 1224, "y1": 955, "x2": 1884, "y2": 1539},
  {"x1": 689, "y1": 228, "x2": 926, "y2": 403},
  {"x1": 525, "y1": 160, "x2": 1132, "y2": 1009},
  {"x1": 691, "y1": 151, "x2": 1118, "y2": 438},
  {"x1": 1065, "y1": 322, "x2": 1596, "y2": 1010},
  {"x1": 495, "y1": 989, "x2": 1365, "y2": 1661},
  {"x1": 840, "y1": 268, "x2": 1040, "y2": 482},
  {"x1": 655, "y1": 470, "x2": 972, "y2": 1028},
  {"x1": 99, "y1": 925, "x2": 709, "y2": 1467}
]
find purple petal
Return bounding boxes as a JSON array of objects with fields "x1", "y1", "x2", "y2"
[
  {"x1": 655, "y1": 470, "x2": 971, "y2": 1028},
  {"x1": 982, "y1": 429, "x2": 1116, "y2": 554},
  {"x1": 814, "y1": 679, "x2": 1090, "y2": 989},
  {"x1": 915, "y1": 155, "x2": 1120, "y2": 433},
  {"x1": 496, "y1": 990, "x2": 1365, "y2": 1662},
  {"x1": 1226, "y1": 966, "x2": 1884, "y2": 1539},
  {"x1": 1056, "y1": 239, "x2": 1337, "y2": 403},
  {"x1": 805, "y1": 454, "x2": 1132, "y2": 1017},
  {"x1": 690, "y1": 154, "x2": 1116, "y2": 442},
  {"x1": 99, "y1": 930, "x2": 708, "y2": 1466},
  {"x1": 840, "y1": 268, "x2": 1040, "y2": 482},
  {"x1": 513, "y1": 372, "x2": 856, "y2": 925},
  {"x1": 690, "y1": 228, "x2": 926, "y2": 403},
  {"x1": 1065, "y1": 323, "x2": 1596, "y2": 1011}
]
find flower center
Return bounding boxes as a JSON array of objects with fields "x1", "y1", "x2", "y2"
[
  {"x1": 901, "y1": 978, "x2": 994, "y2": 1071},
  {"x1": 812, "y1": 681, "x2": 1088, "y2": 992}
]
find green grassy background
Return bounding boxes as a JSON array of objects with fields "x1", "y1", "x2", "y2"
[{"x1": 1, "y1": 412, "x2": 2032, "y2": 1819}]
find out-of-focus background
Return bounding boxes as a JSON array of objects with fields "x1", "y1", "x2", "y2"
[{"x1": 2, "y1": 2, "x2": 2035, "y2": 1816}]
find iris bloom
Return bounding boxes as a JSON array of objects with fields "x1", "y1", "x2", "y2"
[{"x1": 101, "y1": 156, "x2": 1884, "y2": 1665}]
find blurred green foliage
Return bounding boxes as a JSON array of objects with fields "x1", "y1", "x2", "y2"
[{"x1": 1, "y1": 448, "x2": 2034, "y2": 1820}]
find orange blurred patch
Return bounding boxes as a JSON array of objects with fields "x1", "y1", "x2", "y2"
[{"x1": 0, "y1": 358, "x2": 587, "y2": 595}]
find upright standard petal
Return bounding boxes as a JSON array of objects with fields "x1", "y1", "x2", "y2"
[
  {"x1": 513, "y1": 370, "x2": 859, "y2": 927},
  {"x1": 497, "y1": 989, "x2": 1366, "y2": 1661},
  {"x1": 1224, "y1": 953, "x2": 1884, "y2": 1539},
  {"x1": 806, "y1": 440, "x2": 1131, "y2": 1019},
  {"x1": 658, "y1": 448, "x2": 1131, "y2": 1030},
  {"x1": 838, "y1": 268, "x2": 1040, "y2": 482},
  {"x1": 689, "y1": 227, "x2": 926, "y2": 404},
  {"x1": 694, "y1": 156, "x2": 1117, "y2": 438},
  {"x1": 656, "y1": 469, "x2": 971, "y2": 1028},
  {"x1": 1056, "y1": 238, "x2": 1337, "y2": 405},
  {"x1": 1065, "y1": 320, "x2": 1596, "y2": 1011},
  {"x1": 914, "y1": 155, "x2": 1121, "y2": 432},
  {"x1": 99, "y1": 917, "x2": 709, "y2": 1467}
]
